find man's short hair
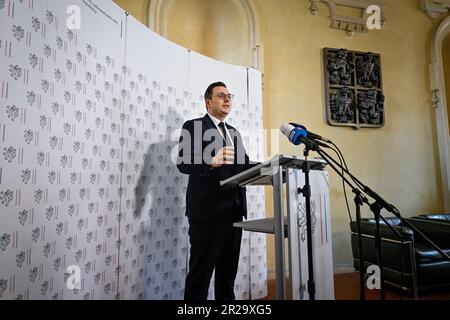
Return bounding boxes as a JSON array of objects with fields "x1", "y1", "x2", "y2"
[{"x1": 204, "y1": 81, "x2": 227, "y2": 100}]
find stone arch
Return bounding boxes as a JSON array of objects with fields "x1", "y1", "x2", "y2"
[
  {"x1": 429, "y1": 16, "x2": 450, "y2": 211},
  {"x1": 148, "y1": 0, "x2": 263, "y2": 70}
]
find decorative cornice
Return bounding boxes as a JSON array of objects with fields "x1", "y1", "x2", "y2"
[
  {"x1": 309, "y1": 0, "x2": 386, "y2": 36},
  {"x1": 421, "y1": 0, "x2": 450, "y2": 19}
]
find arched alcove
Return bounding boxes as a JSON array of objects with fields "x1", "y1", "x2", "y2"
[
  {"x1": 148, "y1": 0, "x2": 262, "y2": 70},
  {"x1": 430, "y1": 16, "x2": 450, "y2": 211}
]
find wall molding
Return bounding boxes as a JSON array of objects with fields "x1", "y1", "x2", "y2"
[
  {"x1": 309, "y1": 0, "x2": 385, "y2": 36},
  {"x1": 148, "y1": 0, "x2": 263, "y2": 71},
  {"x1": 429, "y1": 15, "x2": 450, "y2": 211},
  {"x1": 421, "y1": 0, "x2": 450, "y2": 19}
]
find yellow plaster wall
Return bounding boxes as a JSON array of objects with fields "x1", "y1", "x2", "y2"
[
  {"x1": 253, "y1": 0, "x2": 444, "y2": 272},
  {"x1": 113, "y1": 0, "x2": 446, "y2": 274},
  {"x1": 113, "y1": 0, "x2": 150, "y2": 25},
  {"x1": 165, "y1": 0, "x2": 248, "y2": 67}
]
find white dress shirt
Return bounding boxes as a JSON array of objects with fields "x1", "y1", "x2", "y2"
[{"x1": 207, "y1": 113, "x2": 235, "y2": 148}]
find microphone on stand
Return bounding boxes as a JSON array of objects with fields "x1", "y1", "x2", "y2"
[
  {"x1": 279, "y1": 122, "x2": 320, "y2": 300},
  {"x1": 280, "y1": 123, "x2": 326, "y2": 151},
  {"x1": 280, "y1": 123, "x2": 308, "y2": 145}
]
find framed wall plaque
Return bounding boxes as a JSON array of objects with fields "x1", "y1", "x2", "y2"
[{"x1": 323, "y1": 48, "x2": 385, "y2": 129}]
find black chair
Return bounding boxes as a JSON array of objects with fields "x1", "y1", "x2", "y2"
[{"x1": 350, "y1": 213, "x2": 450, "y2": 298}]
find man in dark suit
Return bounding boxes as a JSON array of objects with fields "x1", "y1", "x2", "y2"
[{"x1": 177, "y1": 81, "x2": 256, "y2": 300}]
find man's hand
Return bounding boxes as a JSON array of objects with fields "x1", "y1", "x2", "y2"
[{"x1": 210, "y1": 146, "x2": 235, "y2": 168}]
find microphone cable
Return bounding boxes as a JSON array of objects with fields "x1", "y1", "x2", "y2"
[
  {"x1": 314, "y1": 139, "x2": 354, "y2": 223},
  {"x1": 329, "y1": 140, "x2": 402, "y2": 217},
  {"x1": 322, "y1": 139, "x2": 408, "y2": 298}
]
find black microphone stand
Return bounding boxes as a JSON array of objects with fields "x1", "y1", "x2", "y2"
[
  {"x1": 369, "y1": 201, "x2": 386, "y2": 299},
  {"x1": 305, "y1": 138, "x2": 450, "y2": 299},
  {"x1": 297, "y1": 143, "x2": 315, "y2": 300},
  {"x1": 298, "y1": 137, "x2": 374, "y2": 299},
  {"x1": 317, "y1": 142, "x2": 450, "y2": 263},
  {"x1": 314, "y1": 146, "x2": 393, "y2": 299},
  {"x1": 354, "y1": 191, "x2": 366, "y2": 300}
]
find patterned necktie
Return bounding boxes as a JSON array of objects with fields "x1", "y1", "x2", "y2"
[{"x1": 218, "y1": 122, "x2": 232, "y2": 147}]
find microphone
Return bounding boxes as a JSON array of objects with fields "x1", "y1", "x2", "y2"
[
  {"x1": 289, "y1": 122, "x2": 332, "y2": 143},
  {"x1": 280, "y1": 123, "x2": 322, "y2": 153},
  {"x1": 280, "y1": 123, "x2": 308, "y2": 145}
]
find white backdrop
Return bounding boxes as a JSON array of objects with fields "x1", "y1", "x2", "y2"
[{"x1": 0, "y1": 0, "x2": 266, "y2": 300}]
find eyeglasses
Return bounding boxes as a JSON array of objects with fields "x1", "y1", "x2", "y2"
[{"x1": 213, "y1": 92, "x2": 234, "y2": 101}]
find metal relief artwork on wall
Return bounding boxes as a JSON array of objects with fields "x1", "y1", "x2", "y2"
[{"x1": 323, "y1": 48, "x2": 384, "y2": 129}]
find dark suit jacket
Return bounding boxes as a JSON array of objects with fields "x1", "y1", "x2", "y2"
[{"x1": 177, "y1": 114, "x2": 256, "y2": 222}]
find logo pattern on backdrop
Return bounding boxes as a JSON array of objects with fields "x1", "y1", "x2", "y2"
[{"x1": 0, "y1": 0, "x2": 266, "y2": 300}]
